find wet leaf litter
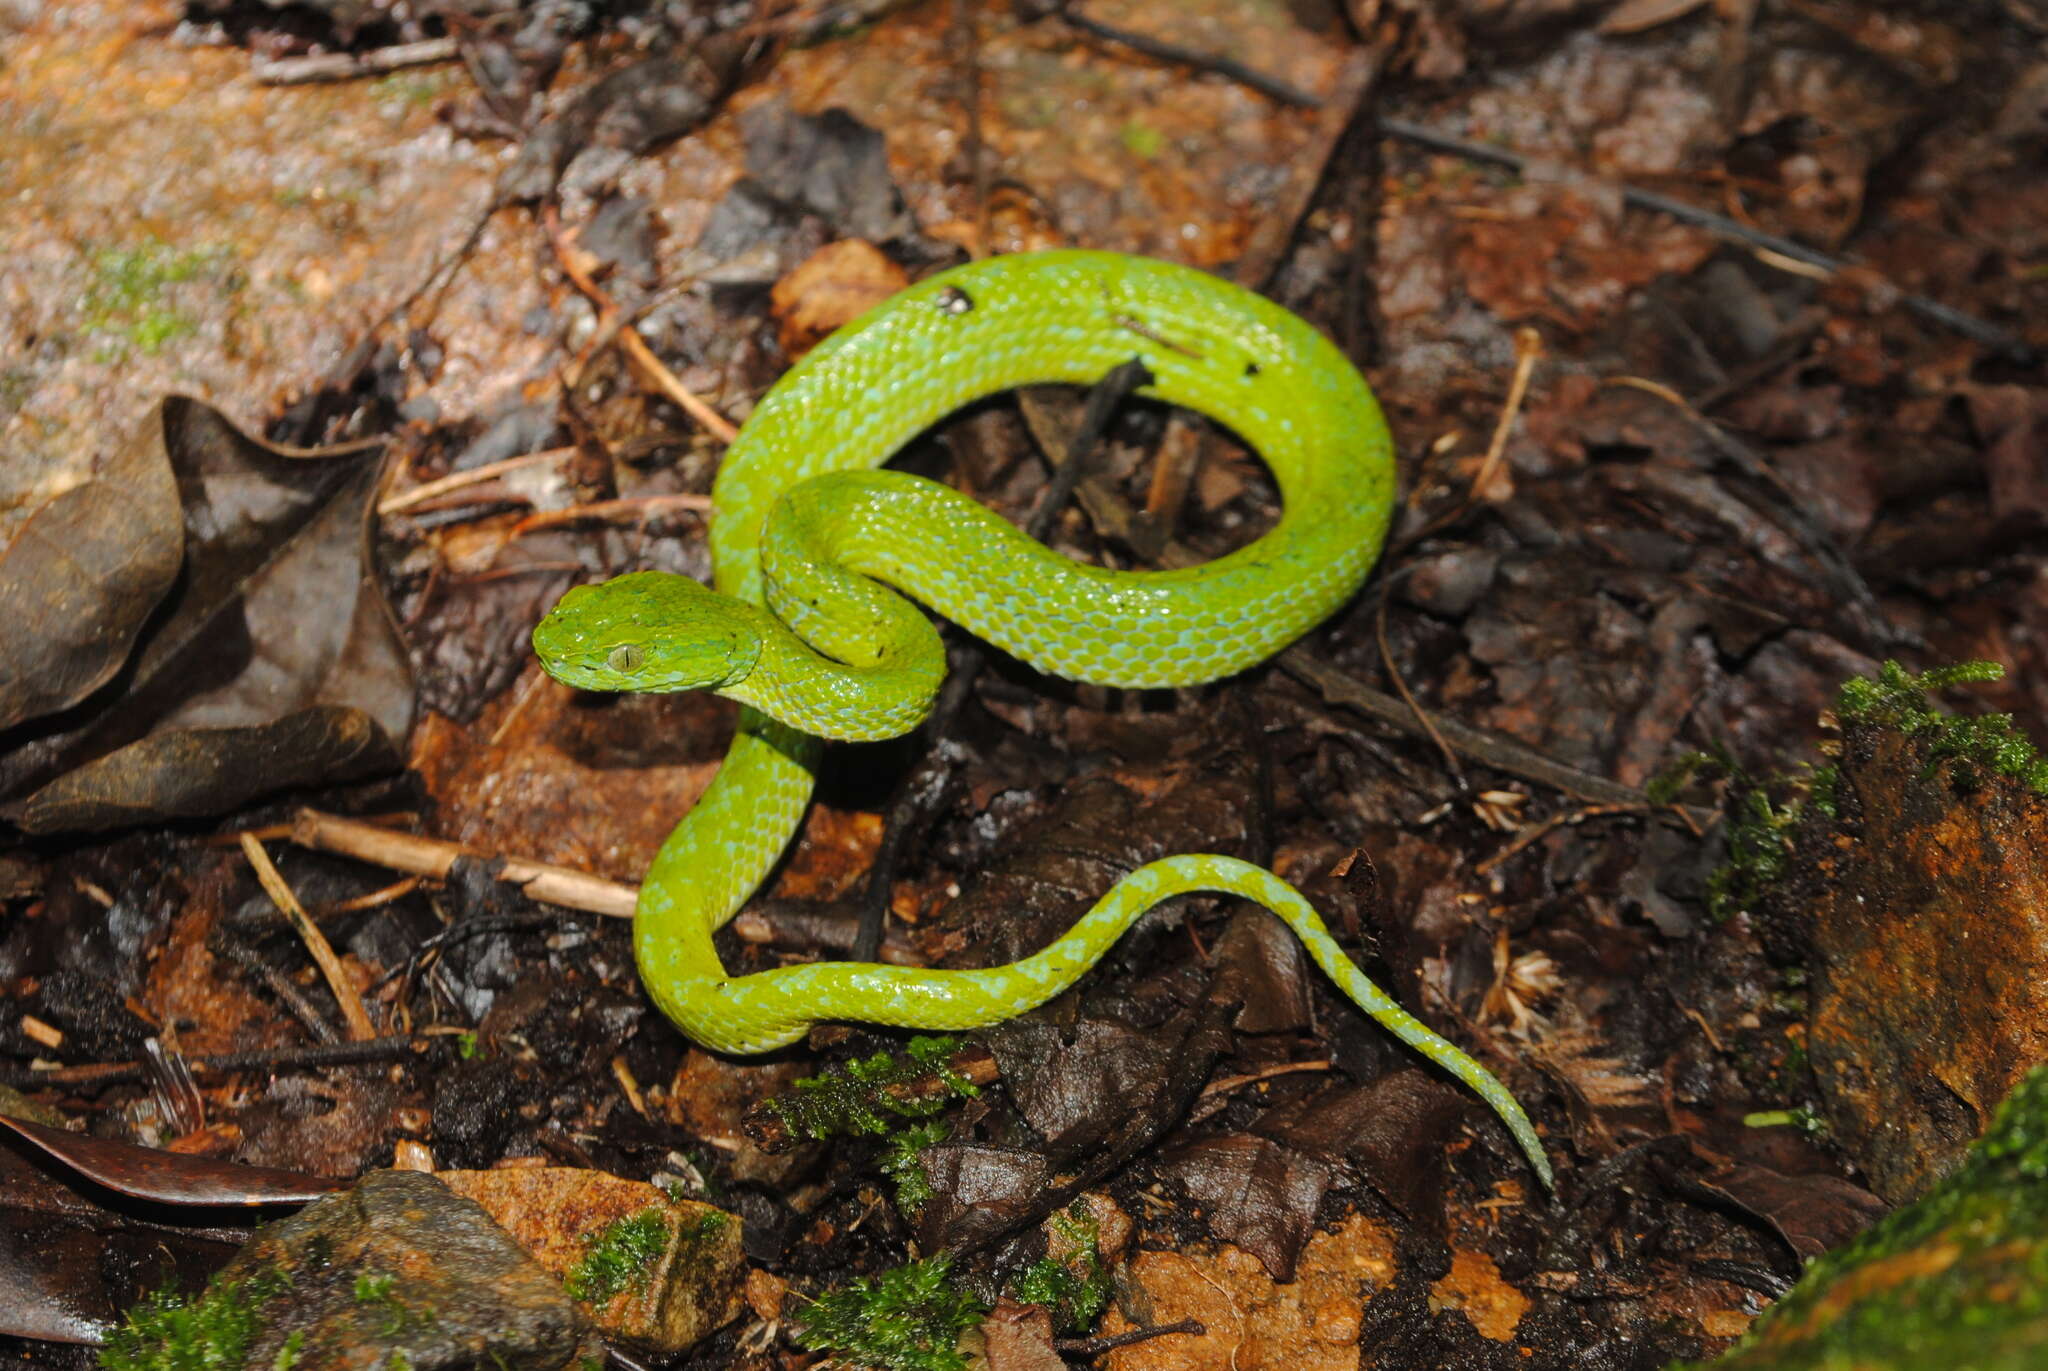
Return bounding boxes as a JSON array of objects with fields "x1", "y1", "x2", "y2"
[{"x1": 2, "y1": 2, "x2": 2047, "y2": 1369}]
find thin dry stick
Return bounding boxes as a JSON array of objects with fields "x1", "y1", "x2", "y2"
[
  {"x1": 1279, "y1": 646, "x2": 1668, "y2": 812},
  {"x1": 1197, "y1": 1060, "x2": 1333, "y2": 1102},
  {"x1": 1468, "y1": 326, "x2": 1543, "y2": 503},
  {"x1": 1231, "y1": 46, "x2": 1379, "y2": 291},
  {"x1": 239, "y1": 832, "x2": 379, "y2": 1042},
  {"x1": 378, "y1": 447, "x2": 579, "y2": 516},
  {"x1": 1376, "y1": 597, "x2": 1463, "y2": 782},
  {"x1": 252, "y1": 36, "x2": 459, "y2": 85},
  {"x1": 616, "y1": 330, "x2": 740, "y2": 445},
  {"x1": 1473, "y1": 802, "x2": 1648, "y2": 877},
  {"x1": 289, "y1": 809, "x2": 639, "y2": 918},
  {"x1": 510, "y1": 491, "x2": 711, "y2": 536},
  {"x1": 952, "y1": 0, "x2": 990, "y2": 259},
  {"x1": 311, "y1": 876, "x2": 425, "y2": 918},
  {"x1": 5, "y1": 1036, "x2": 429, "y2": 1090},
  {"x1": 543, "y1": 206, "x2": 740, "y2": 444}
]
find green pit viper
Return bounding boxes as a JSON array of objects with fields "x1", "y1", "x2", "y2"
[{"x1": 532, "y1": 250, "x2": 1552, "y2": 1188}]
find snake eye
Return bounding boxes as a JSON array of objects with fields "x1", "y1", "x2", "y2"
[{"x1": 607, "y1": 643, "x2": 645, "y2": 674}]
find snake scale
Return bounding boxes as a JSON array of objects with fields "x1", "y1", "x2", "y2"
[{"x1": 533, "y1": 250, "x2": 1552, "y2": 1188}]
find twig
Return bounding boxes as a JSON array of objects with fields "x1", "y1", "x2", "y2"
[
  {"x1": 240, "y1": 833, "x2": 378, "y2": 1042},
  {"x1": 1375, "y1": 596, "x2": 1463, "y2": 785},
  {"x1": 210, "y1": 927, "x2": 342, "y2": 1045},
  {"x1": 1195, "y1": 1059, "x2": 1333, "y2": 1103},
  {"x1": 378, "y1": 447, "x2": 578, "y2": 516},
  {"x1": 288, "y1": 809, "x2": 640, "y2": 918},
  {"x1": 1057, "y1": 1318, "x2": 1206, "y2": 1358},
  {"x1": 1604, "y1": 376, "x2": 1909, "y2": 650},
  {"x1": 251, "y1": 37, "x2": 460, "y2": 86},
  {"x1": 1055, "y1": 3, "x2": 1319, "y2": 108},
  {"x1": 510, "y1": 492, "x2": 711, "y2": 536},
  {"x1": 1231, "y1": 47, "x2": 1380, "y2": 291},
  {"x1": 544, "y1": 207, "x2": 740, "y2": 443},
  {"x1": 1468, "y1": 326, "x2": 1543, "y2": 504},
  {"x1": 1278, "y1": 647, "x2": 1683, "y2": 813},
  {"x1": 312, "y1": 875, "x2": 425, "y2": 918},
  {"x1": 1474, "y1": 802, "x2": 1650, "y2": 877},
  {"x1": 367, "y1": 912, "x2": 568, "y2": 992},
  {"x1": 4, "y1": 1035, "x2": 431, "y2": 1090},
  {"x1": 953, "y1": 0, "x2": 990, "y2": 258}
]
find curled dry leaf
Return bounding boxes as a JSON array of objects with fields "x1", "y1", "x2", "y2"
[
  {"x1": 0, "y1": 397, "x2": 183, "y2": 733},
  {"x1": 0, "y1": 396, "x2": 413, "y2": 831},
  {"x1": 8, "y1": 706, "x2": 398, "y2": 835}
]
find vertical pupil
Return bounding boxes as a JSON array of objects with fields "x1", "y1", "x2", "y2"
[{"x1": 609, "y1": 644, "x2": 640, "y2": 672}]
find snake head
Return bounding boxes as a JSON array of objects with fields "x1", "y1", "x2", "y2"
[{"x1": 533, "y1": 571, "x2": 764, "y2": 694}]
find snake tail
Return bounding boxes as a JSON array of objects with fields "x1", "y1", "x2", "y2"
[{"x1": 637, "y1": 849, "x2": 1552, "y2": 1189}]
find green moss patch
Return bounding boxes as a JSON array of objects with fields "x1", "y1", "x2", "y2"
[{"x1": 98, "y1": 1267, "x2": 291, "y2": 1371}]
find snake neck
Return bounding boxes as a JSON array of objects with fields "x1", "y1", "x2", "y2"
[{"x1": 715, "y1": 594, "x2": 944, "y2": 742}]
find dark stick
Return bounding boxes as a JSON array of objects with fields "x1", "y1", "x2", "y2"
[
  {"x1": 210, "y1": 928, "x2": 342, "y2": 1046},
  {"x1": 1280, "y1": 646, "x2": 1703, "y2": 816},
  {"x1": 1057, "y1": 1318, "x2": 1207, "y2": 1357},
  {"x1": 847, "y1": 360, "x2": 1154, "y2": 962},
  {"x1": 2, "y1": 1035, "x2": 431, "y2": 1089},
  {"x1": 1055, "y1": 3, "x2": 1320, "y2": 109}
]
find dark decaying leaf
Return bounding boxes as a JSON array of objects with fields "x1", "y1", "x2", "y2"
[
  {"x1": 979, "y1": 1301, "x2": 1066, "y2": 1371},
  {"x1": 0, "y1": 1207, "x2": 241, "y2": 1346},
  {"x1": 0, "y1": 397, "x2": 412, "y2": 830},
  {"x1": 986, "y1": 1018, "x2": 1197, "y2": 1158},
  {"x1": 1209, "y1": 907, "x2": 1314, "y2": 1034},
  {"x1": 0, "y1": 397, "x2": 183, "y2": 733},
  {"x1": 0, "y1": 1119, "x2": 253, "y2": 1344},
  {"x1": 920, "y1": 1005, "x2": 1235, "y2": 1254},
  {"x1": 0, "y1": 1113, "x2": 348, "y2": 1206},
  {"x1": 0, "y1": 1213, "x2": 125, "y2": 1344},
  {"x1": 738, "y1": 97, "x2": 919, "y2": 244},
  {"x1": 6, "y1": 705, "x2": 398, "y2": 834},
  {"x1": 1968, "y1": 384, "x2": 2048, "y2": 526},
  {"x1": 1688, "y1": 1162, "x2": 1892, "y2": 1262},
  {"x1": 1157, "y1": 1134, "x2": 1337, "y2": 1282},
  {"x1": 913, "y1": 1145, "x2": 1054, "y2": 1252},
  {"x1": 1256, "y1": 1071, "x2": 1467, "y2": 1224}
]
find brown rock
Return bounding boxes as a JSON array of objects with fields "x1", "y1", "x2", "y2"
[
  {"x1": 1795, "y1": 726, "x2": 2048, "y2": 1202},
  {"x1": 439, "y1": 1167, "x2": 746, "y2": 1356}
]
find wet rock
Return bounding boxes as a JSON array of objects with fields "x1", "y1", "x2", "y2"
[
  {"x1": 212, "y1": 1168, "x2": 593, "y2": 1371},
  {"x1": 1684, "y1": 1064, "x2": 2048, "y2": 1370}
]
